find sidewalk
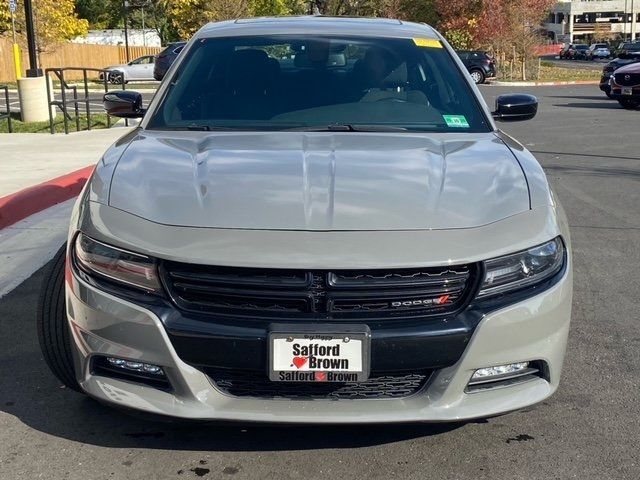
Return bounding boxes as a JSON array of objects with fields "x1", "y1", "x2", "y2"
[
  {"x1": 0, "y1": 127, "x2": 135, "y2": 296},
  {"x1": 0, "y1": 128, "x2": 132, "y2": 197}
]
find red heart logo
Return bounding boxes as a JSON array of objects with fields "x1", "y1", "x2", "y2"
[
  {"x1": 315, "y1": 372, "x2": 327, "y2": 382},
  {"x1": 292, "y1": 357, "x2": 308, "y2": 369}
]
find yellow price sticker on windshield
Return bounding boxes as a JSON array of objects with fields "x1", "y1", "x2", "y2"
[{"x1": 413, "y1": 38, "x2": 442, "y2": 49}]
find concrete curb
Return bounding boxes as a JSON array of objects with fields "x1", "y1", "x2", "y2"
[
  {"x1": 488, "y1": 80, "x2": 600, "y2": 87},
  {"x1": 0, "y1": 166, "x2": 93, "y2": 230}
]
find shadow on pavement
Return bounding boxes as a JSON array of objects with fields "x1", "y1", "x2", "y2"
[
  {"x1": 547, "y1": 95, "x2": 610, "y2": 101},
  {"x1": 543, "y1": 164, "x2": 640, "y2": 179},
  {"x1": 552, "y1": 102, "x2": 622, "y2": 109},
  {"x1": 532, "y1": 150, "x2": 640, "y2": 162},
  {"x1": 0, "y1": 262, "x2": 464, "y2": 452}
]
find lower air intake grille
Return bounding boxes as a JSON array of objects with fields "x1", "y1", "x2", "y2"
[{"x1": 205, "y1": 369, "x2": 432, "y2": 399}]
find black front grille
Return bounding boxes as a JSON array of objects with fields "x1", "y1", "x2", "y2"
[
  {"x1": 205, "y1": 368, "x2": 431, "y2": 399},
  {"x1": 615, "y1": 73, "x2": 640, "y2": 86},
  {"x1": 161, "y1": 262, "x2": 476, "y2": 319}
]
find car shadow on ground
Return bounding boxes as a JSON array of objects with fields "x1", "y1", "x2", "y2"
[
  {"x1": 533, "y1": 150, "x2": 640, "y2": 163},
  {"x1": 552, "y1": 101, "x2": 623, "y2": 109},
  {"x1": 547, "y1": 95, "x2": 610, "y2": 101},
  {"x1": 0, "y1": 263, "x2": 467, "y2": 452}
]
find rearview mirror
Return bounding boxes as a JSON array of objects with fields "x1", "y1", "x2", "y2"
[
  {"x1": 103, "y1": 91, "x2": 145, "y2": 118},
  {"x1": 492, "y1": 94, "x2": 538, "y2": 122}
]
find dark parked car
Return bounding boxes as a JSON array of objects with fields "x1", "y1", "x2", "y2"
[
  {"x1": 559, "y1": 43, "x2": 589, "y2": 60},
  {"x1": 613, "y1": 41, "x2": 640, "y2": 58},
  {"x1": 154, "y1": 41, "x2": 187, "y2": 80},
  {"x1": 572, "y1": 44, "x2": 590, "y2": 60},
  {"x1": 600, "y1": 53, "x2": 640, "y2": 97},
  {"x1": 456, "y1": 50, "x2": 496, "y2": 84},
  {"x1": 609, "y1": 62, "x2": 640, "y2": 109}
]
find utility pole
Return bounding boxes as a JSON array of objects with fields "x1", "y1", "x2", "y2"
[
  {"x1": 123, "y1": 0, "x2": 131, "y2": 62},
  {"x1": 23, "y1": 0, "x2": 42, "y2": 77}
]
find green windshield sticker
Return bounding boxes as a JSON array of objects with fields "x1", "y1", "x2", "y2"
[{"x1": 443, "y1": 115, "x2": 470, "y2": 128}]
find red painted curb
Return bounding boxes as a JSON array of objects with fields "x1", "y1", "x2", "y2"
[{"x1": 0, "y1": 165, "x2": 94, "y2": 230}]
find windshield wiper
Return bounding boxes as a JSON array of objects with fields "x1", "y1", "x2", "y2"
[{"x1": 285, "y1": 124, "x2": 408, "y2": 132}]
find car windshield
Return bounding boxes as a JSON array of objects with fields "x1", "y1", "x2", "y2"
[{"x1": 148, "y1": 34, "x2": 490, "y2": 133}]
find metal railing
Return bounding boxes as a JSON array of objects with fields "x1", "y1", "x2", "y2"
[
  {"x1": 0, "y1": 84, "x2": 12, "y2": 133},
  {"x1": 45, "y1": 67, "x2": 127, "y2": 134}
]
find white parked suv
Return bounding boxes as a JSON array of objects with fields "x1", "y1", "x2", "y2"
[{"x1": 38, "y1": 16, "x2": 572, "y2": 423}]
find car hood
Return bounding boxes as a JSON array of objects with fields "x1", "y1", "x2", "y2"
[
  {"x1": 614, "y1": 62, "x2": 640, "y2": 74},
  {"x1": 107, "y1": 131, "x2": 530, "y2": 231}
]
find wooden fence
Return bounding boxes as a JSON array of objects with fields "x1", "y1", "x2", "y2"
[{"x1": 0, "y1": 38, "x2": 162, "y2": 82}]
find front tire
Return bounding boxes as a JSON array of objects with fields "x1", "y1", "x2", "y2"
[
  {"x1": 618, "y1": 98, "x2": 640, "y2": 109},
  {"x1": 36, "y1": 243, "x2": 81, "y2": 392},
  {"x1": 469, "y1": 69, "x2": 485, "y2": 84}
]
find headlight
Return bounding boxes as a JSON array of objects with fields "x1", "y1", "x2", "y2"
[
  {"x1": 73, "y1": 233, "x2": 161, "y2": 292},
  {"x1": 478, "y1": 237, "x2": 565, "y2": 298}
]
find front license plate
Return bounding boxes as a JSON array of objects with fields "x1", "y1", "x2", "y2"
[
  {"x1": 622, "y1": 87, "x2": 633, "y2": 96},
  {"x1": 269, "y1": 325, "x2": 370, "y2": 382}
]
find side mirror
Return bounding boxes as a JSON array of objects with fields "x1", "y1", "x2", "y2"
[
  {"x1": 103, "y1": 91, "x2": 145, "y2": 118},
  {"x1": 492, "y1": 94, "x2": 538, "y2": 122}
]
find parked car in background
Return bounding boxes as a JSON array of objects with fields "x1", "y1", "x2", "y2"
[
  {"x1": 100, "y1": 55, "x2": 157, "y2": 84},
  {"x1": 586, "y1": 43, "x2": 611, "y2": 60},
  {"x1": 558, "y1": 43, "x2": 575, "y2": 59},
  {"x1": 571, "y1": 44, "x2": 590, "y2": 60},
  {"x1": 599, "y1": 54, "x2": 640, "y2": 97},
  {"x1": 456, "y1": 50, "x2": 496, "y2": 84},
  {"x1": 609, "y1": 62, "x2": 640, "y2": 109},
  {"x1": 154, "y1": 41, "x2": 187, "y2": 80},
  {"x1": 614, "y1": 41, "x2": 640, "y2": 58}
]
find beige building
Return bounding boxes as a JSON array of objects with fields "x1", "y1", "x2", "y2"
[{"x1": 546, "y1": 0, "x2": 639, "y2": 42}]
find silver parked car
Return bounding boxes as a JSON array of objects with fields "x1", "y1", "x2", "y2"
[
  {"x1": 587, "y1": 43, "x2": 611, "y2": 60},
  {"x1": 38, "y1": 17, "x2": 572, "y2": 423},
  {"x1": 100, "y1": 54, "x2": 157, "y2": 84}
]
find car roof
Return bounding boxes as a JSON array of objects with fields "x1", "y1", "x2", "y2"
[{"x1": 197, "y1": 16, "x2": 438, "y2": 39}]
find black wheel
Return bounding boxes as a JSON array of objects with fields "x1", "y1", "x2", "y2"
[
  {"x1": 36, "y1": 243, "x2": 81, "y2": 392},
  {"x1": 108, "y1": 71, "x2": 124, "y2": 84},
  {"x1": 618, "y1": 98, "x2": 640, "y2": 109},
  {"x1": 469, "y1": 69, "x2": 485, "y2": 84}
]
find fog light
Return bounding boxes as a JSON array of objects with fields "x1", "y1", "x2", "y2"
[
  {"x1": 107, "y1": 357, "x2": 164, "y2": 375},
  {"x1": 472, "y1": 362, "x2": 529, "y2": 380}
]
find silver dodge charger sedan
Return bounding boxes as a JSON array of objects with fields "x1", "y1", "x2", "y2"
[{"x1": 38, "y1": 16, "x2": 572, "y2": 423}]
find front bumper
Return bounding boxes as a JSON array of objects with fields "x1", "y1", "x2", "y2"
[
  {"x1": 66, "y1": 256, "x2": 572, "y2": 423},
  {"x1": 610, "y1": 84, "x2": 640, "y2": 99}
]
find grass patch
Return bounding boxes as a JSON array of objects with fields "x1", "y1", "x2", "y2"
[
  {"x1": 0, "y1": 112, "x2": 112, "y2": 133},
  {"x1": 537, "y1": 66, "x2": 601, "y2": 82}
]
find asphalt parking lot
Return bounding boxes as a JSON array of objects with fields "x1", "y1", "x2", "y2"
[{"x1": 1, "y1": 84, "x2": 639, "y2": 480}]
